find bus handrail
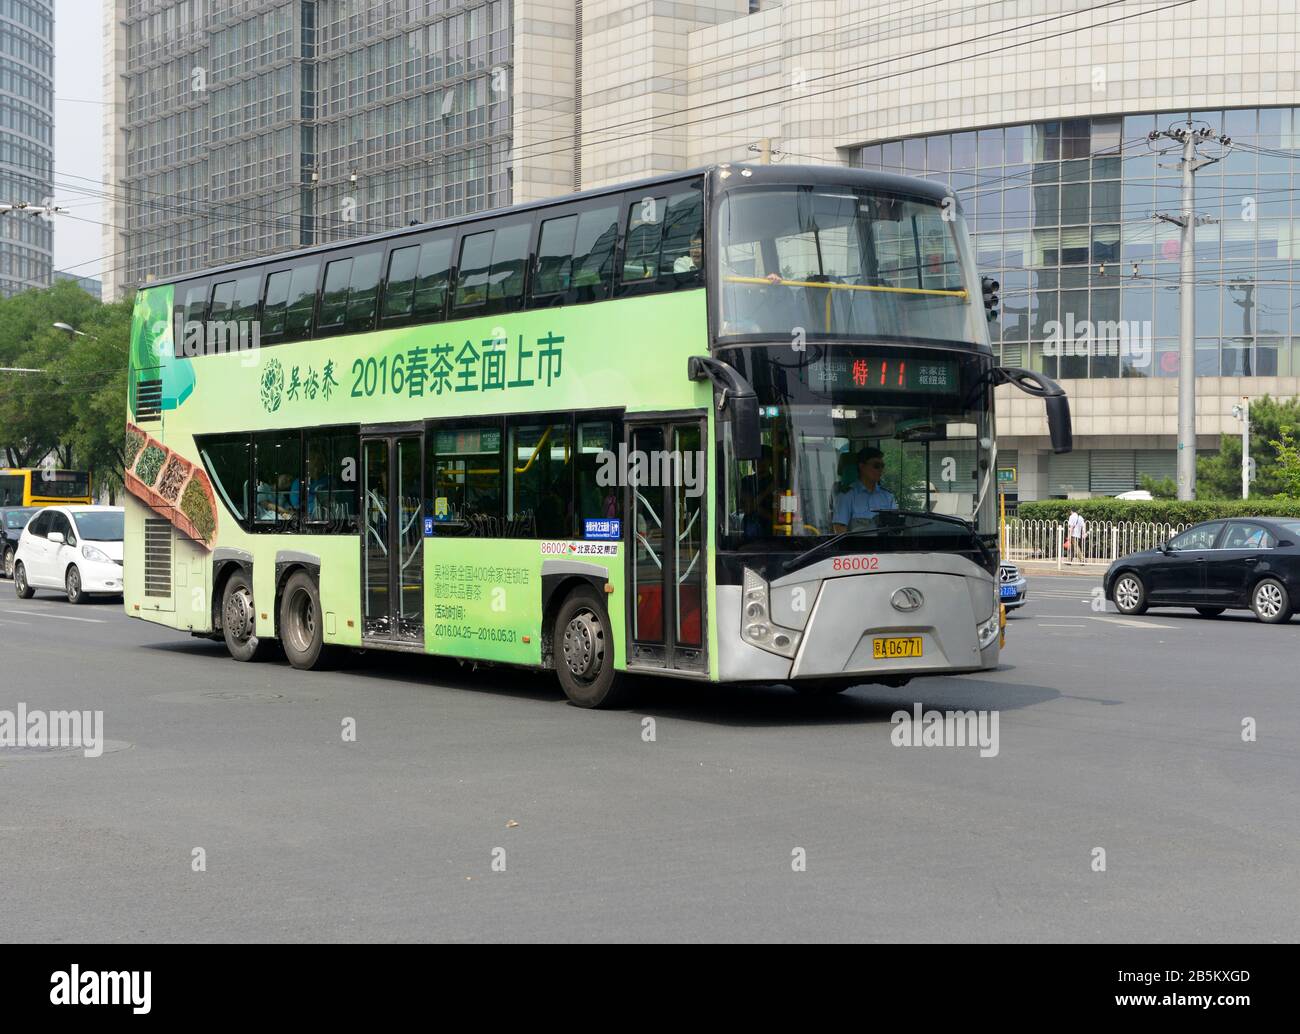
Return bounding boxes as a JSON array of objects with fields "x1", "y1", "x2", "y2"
[{"x1": 723, "y1": 275, "x2": 968, "y2": 299}]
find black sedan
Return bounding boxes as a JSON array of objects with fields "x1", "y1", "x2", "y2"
[
  {"x1": 1104, "y1": 517, "x2": 1300, "y2": 624},
  {"x1": 1, "y1": 506, "x2": 37, "y2": 580}
]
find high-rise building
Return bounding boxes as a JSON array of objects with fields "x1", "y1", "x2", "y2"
[
  {"x1": 0, "y1": 0, "x2": 54, "y2": 297},
  {"x1": 103, "y1": 0, "x2": 515, "y2": 298}
]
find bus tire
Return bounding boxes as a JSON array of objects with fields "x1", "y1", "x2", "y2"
[
  {"x1": 554, "y1": 586, "x2": 627, "y2": 708},
  {"x1": 280, "y1": 570, "x2": 330, "y2": 670},
  {"x1": 13, "y1": 561, "x2": 34, "y2": 599},
  {"x1": 221, "y1": 570, "x2": 267, "y2": 662}
]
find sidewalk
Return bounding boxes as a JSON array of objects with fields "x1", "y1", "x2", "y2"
[{"x1": 1015, "y1": 561, "x2": 1107, "y2": 577}]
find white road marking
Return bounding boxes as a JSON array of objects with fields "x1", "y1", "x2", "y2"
[
  {"x1": 0, "y1": 607, "x2": 105, "y2": 623},
  {"x1": 1038, "y1": 623, "x2": 1086, "y2": 628},
  {"x1": 1090, "y1": 615, "x2": 1179, "y2": 630}
]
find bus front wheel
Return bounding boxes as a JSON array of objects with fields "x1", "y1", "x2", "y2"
[
  {"x1": 221, "y1": 570, "x2": 267, "y2": 662},
  {"x1": 280, "y1": 571, "x2": 331, "y2": 670},
  {"x1": 555, "y1": 586, "x2": 627, "y2": 708}
]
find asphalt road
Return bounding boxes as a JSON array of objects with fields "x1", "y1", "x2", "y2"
[{"x1": 1, "y1": 574, "x2": 1297, "y2": 942}]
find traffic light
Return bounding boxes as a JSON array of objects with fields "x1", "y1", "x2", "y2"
[{"x1": 981, "y1": 276, "x2": 999, "y2": 321}]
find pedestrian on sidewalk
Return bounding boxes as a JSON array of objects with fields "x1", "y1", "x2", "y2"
[{"x1": 1067, "y1": 508, "x2": 1086, "y2": 564}]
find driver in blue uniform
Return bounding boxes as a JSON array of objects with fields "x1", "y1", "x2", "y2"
[{"x1": 832, "y1": 447, "x2": 897, "y2": 533}]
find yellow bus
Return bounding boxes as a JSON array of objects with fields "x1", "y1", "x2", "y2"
[{"x1": 0, "y1": 468, "x2": 93, "y2": 507}]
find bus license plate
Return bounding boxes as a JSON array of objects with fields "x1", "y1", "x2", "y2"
[{"x1": 873, "y1": 636, "x2": 923, "y2": 659}]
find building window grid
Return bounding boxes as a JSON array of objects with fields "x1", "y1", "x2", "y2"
[
  {"x1": 117, "y1": 0, "x2": 512, "y2": 287},
  {"x1": 855, "y1": 107, "x2": 1300, "y2": 380}
]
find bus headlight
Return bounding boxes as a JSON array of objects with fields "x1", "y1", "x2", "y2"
[
  {"x1": 741, "y1": 568, "x2": 801, "y2": 658},
  {"x1": 977, "y1": 595, "x2": 1000, "y2": 649}
]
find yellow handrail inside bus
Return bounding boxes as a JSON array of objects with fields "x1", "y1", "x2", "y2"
[{"x1": 723, "y1": 275, "x2": 968, "y2": 298}]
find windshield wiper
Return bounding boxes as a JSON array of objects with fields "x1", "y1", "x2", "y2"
[{"x1": 890, "y1": 509, "x2": 994, "y2": 567}]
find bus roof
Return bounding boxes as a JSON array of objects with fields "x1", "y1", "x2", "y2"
[{"x1": 145, "y1": 165, "x2": 956, "y2": 292}]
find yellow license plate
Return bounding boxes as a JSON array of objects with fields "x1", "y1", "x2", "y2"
[{"x1": 873, "y1": 636, "x2": 923, "y2": 659}]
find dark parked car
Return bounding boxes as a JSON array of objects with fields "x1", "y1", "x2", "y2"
[
  {"x1": 1, "y1": 506, "x2": 37, "y2": 579},
  {"x1": 1104, "y1": 517, "x2": 1300, "y2": 624}
]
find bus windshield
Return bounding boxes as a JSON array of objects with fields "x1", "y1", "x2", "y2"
[
  {"x1": 715, "y1": 186, "x2": 986, "y2": 345},
  {"x1": 720, "y1": 348, "x2": 997, "y2": 560}
]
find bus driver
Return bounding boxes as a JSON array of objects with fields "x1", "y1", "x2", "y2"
[{"x1": 832, "y1": 447, "x2": 897, "y2": 533}]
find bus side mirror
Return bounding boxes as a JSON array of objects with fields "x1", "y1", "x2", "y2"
[
  {"x1": 1044, "y1": 394, "x2": 1072, "y2": 455},
  {"x1": 990, "y1": 366, "x2": 1073, "y2": 455},
  {"x1": 687, "y1": 355, "x2": 762, "y2": 461}
]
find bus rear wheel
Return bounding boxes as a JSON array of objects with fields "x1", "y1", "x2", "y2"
[
  {"x1": 280, "y1": 571, "x2": 330, "y2": 670},
  {"x1": 221, "y1": 570, "x2": 267, "y2": 662},
  {"x1": 554, "y1": 586, "x2": 627, "y2": 708}
]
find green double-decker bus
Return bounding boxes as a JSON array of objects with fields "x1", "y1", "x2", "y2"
[{"x1": 123, "y1": 164, "x2": 1070, "y2": 706}]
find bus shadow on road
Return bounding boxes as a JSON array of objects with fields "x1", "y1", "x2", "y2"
[
  {"x1": 620, "y1": 670, "x2": 1061, "y2": 728},
  {"x1": 138, "y1": 639, "x2": 1061, "y2": 727}
]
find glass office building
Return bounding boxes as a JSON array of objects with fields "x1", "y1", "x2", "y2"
[
  {"x1": 851, "y1": 108, "x2": 1300, "y2": 382},
  {"x1": 850, "y1": 107, "x2": 1300, "y2": 497},
  {"x1": 0, "y1": 0, "x2": 53, "y2": 297},
  {"x1": 111, "y1": 0, "x2": 512, "y2": 294}
]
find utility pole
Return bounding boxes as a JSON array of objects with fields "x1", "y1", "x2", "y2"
[
  {"x1": 1151, "y1": 122, "x2": 1232, "y2": 500},
  {"x1": 755, "y1": 138, "x2": 772, "y2": 164}
]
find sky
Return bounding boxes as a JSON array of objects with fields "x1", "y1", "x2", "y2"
[{"x1": 52, "y1": 0, "x2": 106, "y2": 280}]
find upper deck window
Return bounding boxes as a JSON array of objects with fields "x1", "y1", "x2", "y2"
[{"x1": 715, "y1": 186, "x2": 986, "y2": 345}]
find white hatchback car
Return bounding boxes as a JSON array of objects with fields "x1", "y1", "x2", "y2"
[{"x1": 13, "y1": 505, "x2": 124, "y2": 603}]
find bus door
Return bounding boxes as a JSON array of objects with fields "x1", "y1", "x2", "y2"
[
  {"x1": 624, "y1": 414, "x2": 707, "y2": 674},
  {"x1": 361, "y1": 427, "x2": 424, "y2": 645}
]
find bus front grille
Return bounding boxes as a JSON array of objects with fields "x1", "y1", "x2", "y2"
[{"x1": 143, "y1": 518, "x2": 172, "y2": 598}]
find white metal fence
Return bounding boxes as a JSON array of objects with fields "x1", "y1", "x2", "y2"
[{"x1": 1003, "y1": 519, "x2": 1191, "y2": 568}]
